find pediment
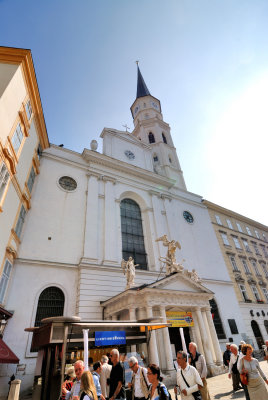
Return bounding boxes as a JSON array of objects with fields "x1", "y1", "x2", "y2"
[{"x1": 148, "y1": 272, "x2": 213, "y2": 294}]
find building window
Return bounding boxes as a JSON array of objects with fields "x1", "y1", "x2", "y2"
[
  {"x1": 239, "y1": 284, "x2": 249, "y2": 301},
  {"x1": 215, "y1": 215, "x2": 222, "y2": 225},
  {"x1": 0, "y1": 259, "x2": 12, "y2": 304},
  {"x1": 251, "y1": 285, "x2": 261, "y2": 301},
  {"x1": 252, "y1": 242, "x2": 261, "y2": 256},
  {"x1": 148, "y1": 132, "x2": 155, "y2": 144},
  {"x1": 228, "y1": 319, "x2": 239, "y2": 334},
  {"x1": 236, "y1": 222, "x2": 243, "y2": 233},
  {"x1": 263, "y1": 234, "x2": 267, "y2": 242},
  {"x1": 25, "y1": 99, "x2": 33, "y2": 120},
  {"x1": 34, "y1": 286, "x2": 65, "y2": 327},
  {"x1": 264, "y1": 320, "x2": 268, "y2": 335},
  {"x1": 14, "y1": 204, "x2": 26, "y2": 238},
  {"x1": 27, "y1": 167, "x2": 36, "y2": 193},
  {"x1": 261, "y1": 263, "x2": 268, "y2": 278},
  {"x1": 246, "y1": 226, "x2": 252, "y2": 236},
  {"x1": 209, "y1": 298, "x2": 226, "y2": 339},
  {"x1": 162, "y1": 133, "x2": 167, "y2": 144},
  {"x1": 120, "y1": 199, "x2": 147, "y2": 270},
  {"x1": 153, "y1": 155, "x2": 158, "y2": 162},
  {"x1": 260, "y1": 245, "x2": 268, "y2": 258},
  {"x1": 241, "y1": 259, "x2": 251, "y2": 274},
  {"x1": 262, "y1": 288, "x2": 268, "y2": 302},
  {"x1": 11, "y1": 123, "x2": 24, "y2": 153},
  {"x1": 255, "y1": 230, "x2": 260, "y2": 239},
  {"x1": 242, "y1": 239, "x2": 251, "y2": 252},
  {"x1": 0, "y1": 162, "x2": 10, "y2": 201},
  {"x1": 251, "y1": 259, "x2": 261, "y2": 276},
  {"x1": 169, "y1": 156, "x2": 172, "y2": 163},
  {"x1": 232, "y1": 236, "x2": 241, "y2": 249},
  {"x1": 221, "y1": 233, "x2": 230, "y2": 246},
  {"x1": 229, "y1": 256, "x2": 239, "y2": 271},
  {"x1": 226, "y1": 219, "x2": 233, "y2": 229}
]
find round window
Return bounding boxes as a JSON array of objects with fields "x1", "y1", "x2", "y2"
[
  {"x1": 58, "y1": 176, "x2": 77, "y2": 191},
  {"x1": 183, "y1": 211, "x2": 194, "y2": 224}
]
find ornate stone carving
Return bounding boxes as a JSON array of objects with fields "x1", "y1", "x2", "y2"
[{"x1": 156, "y1": 235, "x2": 183, "y2": 275}]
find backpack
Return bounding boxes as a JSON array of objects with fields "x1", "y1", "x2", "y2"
[{"x1": 157, "y1": 383, "x2": 172, "y2": 400}]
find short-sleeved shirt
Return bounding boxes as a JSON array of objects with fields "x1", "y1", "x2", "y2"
[{"x1": 110, "y1": 362, "x2": 125, "y2": 399}]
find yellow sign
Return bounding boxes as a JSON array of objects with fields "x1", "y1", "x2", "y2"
[
  {"x1": 140, "y1": 325, "x2": 167, "y2": 332},
  {"x1": 166, "y1": 311, "x2": 194, "y2": 327}
]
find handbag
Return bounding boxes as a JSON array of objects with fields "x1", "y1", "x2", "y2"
[
  {"x1": 240, "y1": 359, "x2": 248, "y2": 386},
  {"x1": 180, "y1": 369, "x2": 202, "y2": 400}
]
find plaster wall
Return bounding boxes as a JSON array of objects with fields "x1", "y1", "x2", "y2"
[
  {"x1": 0, "y1": 65, "x2": 26, "y2": 142},
  {"x1": 0, "y1": 63, "x2": 18, "y2": 97}
]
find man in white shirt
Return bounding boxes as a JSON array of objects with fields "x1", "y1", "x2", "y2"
[
  {"x1": 62, "y1": 360, "x2": 84, "y2": 400},
  {"x1": 228, "y1": 344, "x2": 242, "y2": 392},
  {"x1": 177, "y1": 351, "x2": 203, "y2": 400},
  {"x1": 128, "y1": 356, "x2": 150, "y2": 400},
  {"x1": 100, "y1": 355, "x2": 112, "y2": 399}
]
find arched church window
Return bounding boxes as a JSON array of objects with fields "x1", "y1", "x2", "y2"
[
  {"x1": 264, "y1": 320, "x2": 268, "y2": 335},
  {"x1": 148, "y1": 132, "x2": 155, "y2": 144},
  {"x1": 162, "y1": 133, "x2": 167, "y2": 144},
  {"x1": 120, "y1": 199, "x2": 147, "y2": 270},
  {"x1": 34, "y1": 286, "x2": 65, "y2": 327},
  {"x1": 209, "y1": 298, "x2": 226, "y2": 339}
]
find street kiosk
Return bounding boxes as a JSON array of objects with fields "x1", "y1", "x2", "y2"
[{"x1": 25, "y1": 316, "x2": 170, "y2": 400}]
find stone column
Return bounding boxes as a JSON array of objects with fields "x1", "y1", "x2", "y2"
[
  {"x1": 83, "y1": 173, "x2": 99, "y2": 263},
  {"x1": 159, "y1": 305, "x2": 174, "y2": 371},
  {"x1": 146, "y1": 306, "x2": 159, "y2": 365},
  {"x1": 191, "y1": 311, "x2": 204, "y2": 355},
  {"x1": 205, "y1": 307, "x2": 223, "y2": 364},
  {"x1": 129, "y1": 307, "x2": 137, "y2": 353},
  {"x1": 8, "y1": 379, "x2": 21, "y2": 400},
  {"x1": 195, "y1": 308, "x2": 213, "y2": 365},
  {"x1": 202, "y1": 309, "x2": 216, "y2": 362},
  {"x1": 103, "y1": 177, "x2": 117, "y2": 265}
]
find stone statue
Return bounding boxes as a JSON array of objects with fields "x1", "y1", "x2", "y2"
[
  {"x1": 156, "y1": 235, "x2": 183, "y2": 275},
  {"x1": 121, "y1": 256, "x2": 139, "y2": 288}
]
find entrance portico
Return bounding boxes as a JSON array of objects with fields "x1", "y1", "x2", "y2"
[{"x1": 101, "y1": 271, "x2": 223, "y2": 375}]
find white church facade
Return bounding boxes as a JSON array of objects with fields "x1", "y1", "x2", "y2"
[{"x1": 0, "y1": 49, "x2": 249, "y2": 396}]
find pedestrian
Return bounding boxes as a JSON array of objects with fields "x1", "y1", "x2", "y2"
[
  {"x1": 61, "y1": 366, "x2": 76, "y2": 400},
  {"x1": 188, "y1": 342, "x2": 210, "y2": 400},
  {"x1": 228, "y1": 344, "x2": 242, "y2": 392},
  {"x1": 177, "y1": 351, "x2": 203, "y2": 400},
  {"x1": 78, "y1": 370, "x2": 98, "y2": 400},
  {"x1": 93, "y1": 362, "x2": 105, "y2": 400},
  {"x1": 109, "y1": 349, "x2": 126, "y2": 400},
  {"x1": 147, "y1": 363, "x2": 169, "y2": 400},
  {"x1": 128, "y1": 356, "x2": 150, "y2": 400},
  {"x1": 264, "y1": 340, "x2": 268, "y2": 362},
  {"x1": 223, "y1": 343, "x2": 231, "y2": 368},
  {"x1": 238, "y1": 343, "x2": 268, "y2": 399},
  {"x1": 100, "y1": 355, "x2": 112, "y2": 399},
  {"x1": 62, "y1": 360, "x2": 85, "y2": 400}
]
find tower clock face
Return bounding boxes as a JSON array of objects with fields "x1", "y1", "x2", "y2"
[
  {"x1": 183, "y1": 211, "x2": 194, "y2": 224},
  {"x1": 124, "y1": 150, "x2": 135, "y2": 160}
]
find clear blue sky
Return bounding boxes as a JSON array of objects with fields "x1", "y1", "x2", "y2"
[{"x1": 1, "y1": 0, "x2": 267, "y2": 225}]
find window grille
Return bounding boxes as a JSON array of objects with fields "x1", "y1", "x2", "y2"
[
  {"x1": 0, "y1": 163, "x2": 10, "y2": 201},
  {"x1": 34, "y1": 286, "x2": 65, "y2": 327},
  {"x1": 0, "y1": 259, "x2": 12, "y2": 304},
  {"x1": 209, "y1": 299, "x2": 226, "y2": 339},
  {"x1": 27, "y1": 167, "x2": 36, "y2": 193},
  {"x1": 120, "y1": 199, "x2": 147, "y2": 270},
  {"x1": 15, "y1": 205, "x2": 26, "y2": 238},
  {"x1": 11, "y1": 124, "x2": 24, "y2": 153}
]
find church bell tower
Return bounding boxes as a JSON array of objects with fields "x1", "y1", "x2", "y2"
[{"x1": 130, "y1": 64, "x2": 186, "y2": 190}]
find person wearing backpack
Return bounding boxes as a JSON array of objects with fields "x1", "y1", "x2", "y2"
[
  {"x1": 128, "y1": 356, "x2": 150, "y2": 400},
  {"x1": 146, "y1": 364, "x2": 169, "y2": 400}
]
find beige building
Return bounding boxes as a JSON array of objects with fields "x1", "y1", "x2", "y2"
[
  {"x1": 204, "y1": 200, "x2": 268, "y2": 349},
  {"x1": 0, "y1": 47, "x2": 49, "y2": 358}
]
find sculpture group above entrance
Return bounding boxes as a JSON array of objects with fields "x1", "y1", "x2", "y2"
[{"x1": 156, "y1": 235, "x2": 202, "y2": 283}]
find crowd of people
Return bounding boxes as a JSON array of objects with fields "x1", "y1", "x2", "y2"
[{"x1": 61, "y1": 341, "x2": 268, "y2": 400}]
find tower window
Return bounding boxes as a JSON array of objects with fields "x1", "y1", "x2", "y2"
[
  {"x1": 153, "y1": 155, "x2": 158, "y2": 162},
  {"x1": 169, "y1": 156, "x2": 172, "y2": 163},
  {"x1": 162, "y1": 133, "x2": 167, "y2": 144},
  {"x1": 148, "y1": 132, "x2": 155, "y2": 144}
]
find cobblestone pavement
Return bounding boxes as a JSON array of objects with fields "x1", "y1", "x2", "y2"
[{"x1": 169, "y1": 360, "x2": 268, "y2": 400}]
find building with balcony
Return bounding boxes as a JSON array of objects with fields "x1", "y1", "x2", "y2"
[{"x1": 203, "y1": 200, "x2": 268, "y2": 349}]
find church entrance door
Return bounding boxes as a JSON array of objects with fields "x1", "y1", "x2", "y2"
[{"x1": 168, "y1": 326, "x2": 190, "y2": 354}]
